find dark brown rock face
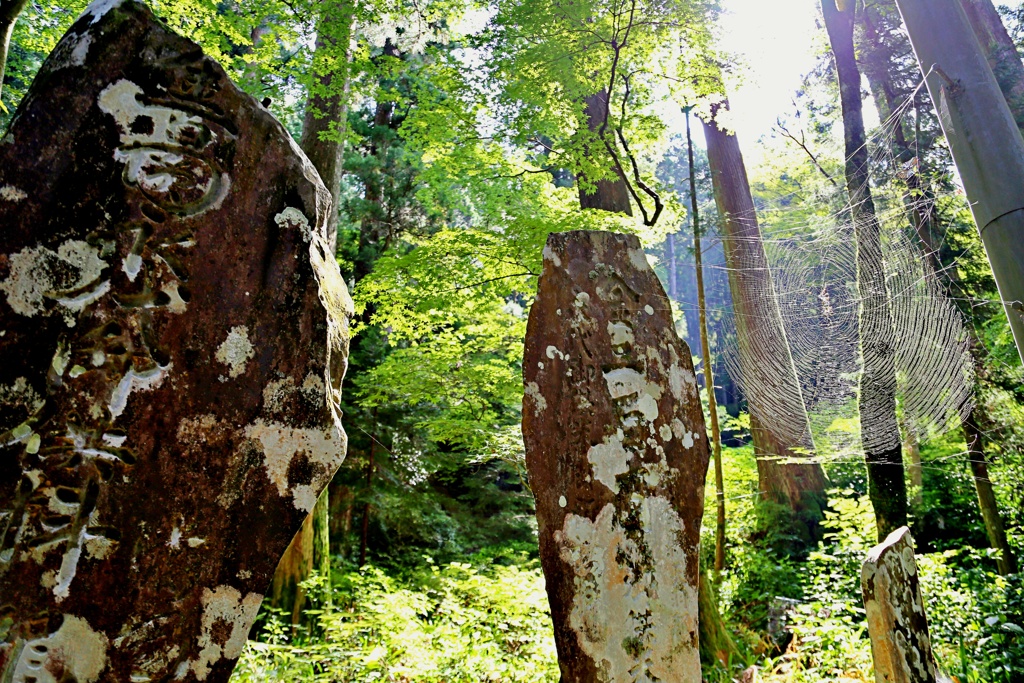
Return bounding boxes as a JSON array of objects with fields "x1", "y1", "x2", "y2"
[
  {"x1": 0, "y1": 2, "x2": 352, "y2": 681},
  {"x1": 862, "y1": 527, "x2": 938, "y2": 683},
  {"x1": 523, "y1": 231, "x2": 710, "y2": 682}
]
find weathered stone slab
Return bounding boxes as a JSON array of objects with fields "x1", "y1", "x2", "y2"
[
  {"x1": 862, "y1": 526, "x2": 938, "y2": 683},
  {"x1": 0, "y1": 2, "x2": 351, "y2": 681},
  {"x1": 523, "y1": 231, "x2": 710, "y2": 682}
]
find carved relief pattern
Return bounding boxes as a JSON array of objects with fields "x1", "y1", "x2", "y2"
[{"x1": 0, "y1": 58, "x2": 235, "y2": 622}]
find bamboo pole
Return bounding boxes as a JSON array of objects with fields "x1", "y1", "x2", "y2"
[{"x1": 894, "y1": 0, "x2": 1024, "y2": 364}]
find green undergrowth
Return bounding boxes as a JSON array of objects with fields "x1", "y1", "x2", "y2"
[
  {"x1": 236, "y1": 438, "x2": 1021, "y2": 683},
  {"x1": 232, "y1": 544, "x2": 558, "y2": 683},
  {"x1": 702, "y1": 439, "x2": 1024, "y2": 683}
]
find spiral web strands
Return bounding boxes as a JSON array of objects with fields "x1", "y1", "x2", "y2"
[{"x1": 716, "y1": 92, "x2": 975, "y2": 458}]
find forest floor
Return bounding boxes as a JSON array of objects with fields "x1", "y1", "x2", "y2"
[{"x1": 232, "y1": 439, "x2": 1023, "y2": 683}]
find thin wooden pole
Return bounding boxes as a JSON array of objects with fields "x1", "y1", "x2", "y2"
[{"x1": 686, "y1": 108, "x2": 726, "y2": 573}]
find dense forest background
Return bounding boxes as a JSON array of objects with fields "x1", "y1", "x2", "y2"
[{"x1": 4, "y1": 0, "x2": 1024, "y2": 680}]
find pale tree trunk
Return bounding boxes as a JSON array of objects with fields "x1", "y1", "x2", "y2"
[
  {"x1": 269, "y1": 0, "x2": 355, "y2": 623},
  {"x1": 0, "y1": 0, "x2": 29, "y2": 104},
  {"x1": 702, "y1": 100, "x2": 828, "y2": 544},
  {"x1": 961, "y1": 0, "x2": 1024, "y2": 136},
  {"x1": 893, "y1": 0, "x2": 1024, "y2": 364},
  {"x1": 687, "y1": 109, "x2": 726, "y2": 573},
  {"x1": 823, "y1": 0, "x2": 908, "y2": 541},
  {"x1": 578, "y1": 90, "x2": 633, "y2": 214}
]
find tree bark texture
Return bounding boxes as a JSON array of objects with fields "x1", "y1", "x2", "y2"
[
  {"x1": 0, "y1": 0, "x2": 28, "y2": 103},
  {"x1": 702, "y1": 102, "x2": 827, "y2": 542},
  {"x1": 961, "y1": 0, "x2": 1024, "y2": 136},
  {"x1": 698, "y1": 567, "x2": 738, "y2": 666},
  {"x1": 962, "y1": 411, "x2": 1018, "y2": 574},
  {"x1": 823, "y1": 0, "x2": 908, "y2": 541},
  {"x1": 578, "y1": 90, "x2": 633, "y2": 215},
  {"x1": 858, "y1": 1, "x2": 941, "y2": 264}
]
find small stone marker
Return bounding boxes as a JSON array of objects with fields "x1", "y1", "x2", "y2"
[
  {"x1": 862, "y1": 526, "x2": 938, "y2": 683},
  {"x1": 523, "y1": 231, "x2": 710, "y2": 683},
  {"x1": 0, "y1": 2, "x2": 351, "y2": 681}
]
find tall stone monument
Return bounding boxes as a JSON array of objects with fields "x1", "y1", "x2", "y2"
[
  {"x1": 0, "y1": 2, "x2": 352, "y2": 681},
  {"x1": 862, "y1": 526, "x2": 938, "y2": 683},
  {"x1": 523, "y1": 231, "x2": 710, "y2": 682}
]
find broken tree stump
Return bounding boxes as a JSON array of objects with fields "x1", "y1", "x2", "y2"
[
  {"x1": 0, "y1": 1, "x2": 352, "y2": 681},
  {"x1": 862, "y1": 526, "x2": 938, "y2": 683},
  {"x1": 523, "y1": 230, "x2": 710, "y2": 682}
]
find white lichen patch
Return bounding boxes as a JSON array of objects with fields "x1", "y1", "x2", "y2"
[
  {"x1": 524, "y1": 381, "x2": 547, "y2": 416},
  {"x1": 262, "y1": 375, "x2": 324, "y2": 415},
  {"x1": 0, "y1": 184, "x2": 27, "y2": 202},
  {"x1": 603, "y1": 367, "x2": 661, "y2": 423},
  {"x1": 79, "y1": 0, "x2": 125, "y2": 25},
  {"x1": 169, "y1": 527, "x2": 181, "y2": 548},
  {"x1": 607, "y1": 321, "x2": 634, "y2": 349},
  {"x1": 274, "y1": 207, "x2": 312, "y2": 241},
  {"x1": 215, "y1": 326, "x2": 254, "y2": 379},
  {"x1": 556, "y1": 499, "x2": 699, "y2": 683},
  {"x1": 658, "y1": 424, "x2": 673, "y2": 442},
  {"x1": 10, "y1": 614, "x2": 109, "y2": 683},
  {"x1": 70, "y1": 33, "x2": 92, "y2": 65},
  {"x1": 190, "y1": 586, "x2": 263, "y2": 681},
  {"x1": 644, "y1": 304, "x2": 655, "y2": 315},
  {"x1": 546, "y1": 345, "x2": 565, "y2": 361},
  {"x1": 559, "y1": 495, "x2": 567, "y2": 508},
  {"x1": 628, "y1": 247, "x2": 650, "y2": 273},
  {"x1": 98, "y1": 80, "x2": 209, "y2": 151},
  {"x1": 245, "y1": 420, "x2": 344, "y2": 512},
  {"x1": 53, "y1": 526, "x2": 87, "y2": 602},
  {"x1": 84, "y1": 533, "x2": 115, "y2": 560},
  {"x1": 587, "y1": 429, "x2": 631, "y2": 494},
  {"x1": 123, "y1": 253, "x2": 143, "y2": 281},
  {"x1": 0, "y1": 377, "x2": 44, "y2": 416},
  {"x1": 187, "y1": 537, "x2": 205, "y2": 548},
  {"x1": 0, "y1": 240, "x2": 107, "y2": 318},
  {"x1": 542, "y1": 243, "x2": 562, "y2": 267},
  {"x1": 109, "y1": 363, "x2": 170, "y2": 419}
]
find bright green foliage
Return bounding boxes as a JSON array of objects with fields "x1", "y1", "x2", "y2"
[
  {"x1": 482, "y1": 0, "x2": 721, "y2": 225},
  {"x1": 233, "y1": 546, "x2": 559, "y2": 683}
]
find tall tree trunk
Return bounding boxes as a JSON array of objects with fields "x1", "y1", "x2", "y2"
[
  {"x1": 269, "y1": 0, "x2": 355, "y2": 622},
  {"x1": 859, "y1": 0, "x2": 1018, "y2": 572},
  {"x1": 687, "y1": 110, "x2": 726, "y2": 573},
  {"x1": 702, "y1": 100, "x2": 828, "y2": 544},
  {"x1": 962, "y1": 410, "x2": 1017, "y2": 574},
  {"x1": 0, "y1": 0, "x2": 29, "y2": 104},
  {"x1": 858, "y1": 2, "x2": 941, "y2": 263},
  {"x1": 893, "y1": 0, "x2": 1024, "y2": 364},
  {"x1": 578, "y1": 90, "x2": 633, "y2": 214},
  {"x1": 698, "y1": 567, "x2": 738, "y2": 666},
  {"x1": 823, "y1": 0, "x2": 908, "y2": 541},
  {"x1": 358, "y1": 435, "x2": 376, "y2": 567},
  {"x1": 961, "y1": 0, "x2": 1024, "y2": 136}
]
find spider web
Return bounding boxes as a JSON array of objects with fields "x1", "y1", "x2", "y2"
[{"x1": 715, "y1": 100, "x2": 975, "y2": 455}]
